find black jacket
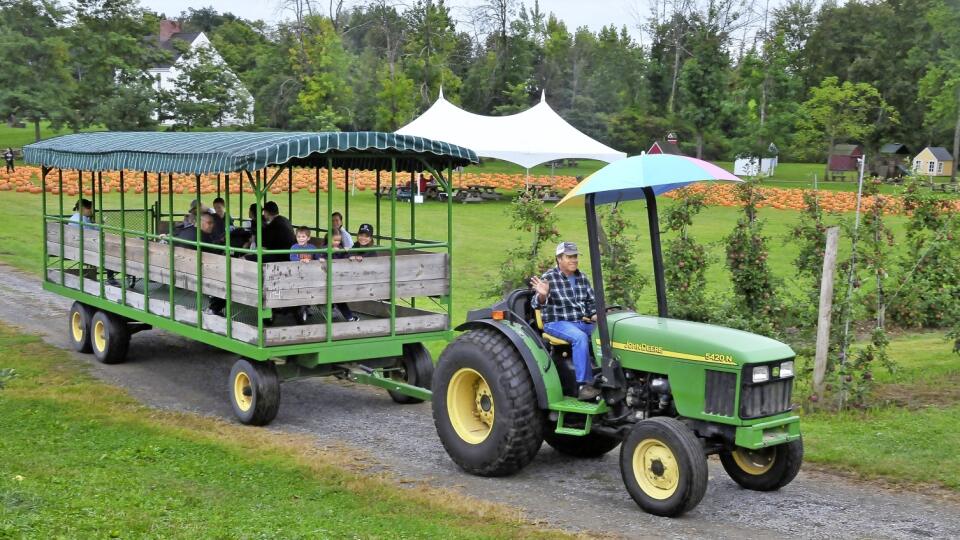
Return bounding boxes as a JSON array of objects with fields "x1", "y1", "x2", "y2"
[{"x1": 260, "y1": 215, "x2": 297, "y2": 262}]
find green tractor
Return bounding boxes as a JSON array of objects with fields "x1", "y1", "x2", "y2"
[{"x1": 431, "y1": 155, "x2": 802, "y2": 517}]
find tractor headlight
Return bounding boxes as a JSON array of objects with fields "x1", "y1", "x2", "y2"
[
  {"x1": 780, "y1": 361, "x2": 794, "y2": 378},
  {"x1": 751, "y1": 365, "x2": 769, "y2": 383}
]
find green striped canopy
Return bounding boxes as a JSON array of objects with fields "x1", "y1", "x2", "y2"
[{"x1": 23, "y1": 131, "x2": 478, "y2": 174}]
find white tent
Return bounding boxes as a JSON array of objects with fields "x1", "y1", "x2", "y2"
[{"x1": 396, "y1": 90, "x2": 626, "y2": 169}]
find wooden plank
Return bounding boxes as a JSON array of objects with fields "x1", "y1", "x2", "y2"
[
  {"x1": 49, "y1": 223, "x2": 260, "y2": 290},
  {"x1": 263, "y1": 312, "x2": 447, "y2": 346},
  {"x1": 262, "y1": 252, "x2": 448, "y2": 291},
  {"x1": 262, "y1": 279, "x2": 449, "y2": 308},
  {"x1": 47, "y1": 269, "x2": 260, "y2": 344},
  {"x1": 49, "y1": 241, "x2": 261, "y2": 307}
]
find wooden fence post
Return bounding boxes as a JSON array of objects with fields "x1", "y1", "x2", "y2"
[{"x1": 813, "y1": 226, "x2": 840, "y2": 399}]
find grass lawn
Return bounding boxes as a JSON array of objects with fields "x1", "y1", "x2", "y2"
[
  {"x1": 0, "y1": 323, "x2": 566, "y2": 538},
  {"x1": 0, "y1": 122, "x2": 104, "y2": 152},
  {"x1": 800, "y1": 332, "x2": 960, "y2": 490}
]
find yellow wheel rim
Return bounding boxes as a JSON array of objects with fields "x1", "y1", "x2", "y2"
[
  {"x1": 633, "y1": 438, "x2": 680, "y2": 500},
  {"x1": 234, "y1": 371, "x2": 253, "y2": 412},
  {"x1": 71, "y1": 312, "x2": 84, "y2": 343},
  {"x1": 732, "y1": 446, "x2": 776, "y2": 475},
  {"x1": 447, "y1": 368, "x2": 495, "y2": 444},
  {"x1": 93, "y1": 320, "x2": 106, "y2": 352}
]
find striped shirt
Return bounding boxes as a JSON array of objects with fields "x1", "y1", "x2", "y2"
[{"x1": 531, "y1": 266, "x2": 596, "y2": 324}]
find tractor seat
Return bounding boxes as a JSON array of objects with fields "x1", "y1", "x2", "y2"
[{"x1": 534, "y1": 309, "x2": 569, "y2": 346}]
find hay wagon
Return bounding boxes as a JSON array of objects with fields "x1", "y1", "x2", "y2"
[{"x1": 25, "y1": 131, "x2": 477, "y2": 424}]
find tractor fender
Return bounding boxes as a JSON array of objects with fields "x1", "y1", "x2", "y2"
[{"x1": 454, "y1": 319, "x2": 564, "y2": 409}]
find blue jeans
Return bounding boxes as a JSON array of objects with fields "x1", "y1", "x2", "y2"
[{"x1": 543, "y1": 320, "x2": 595, "y2": 384}]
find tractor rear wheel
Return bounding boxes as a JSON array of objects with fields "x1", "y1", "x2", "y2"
[
  {"x1": 620, "y1": 417, "x2": 708, "y2": 517},
  {"x1": 229, "y1": 358, "x2": 280, "y2": 426},
  {"x1": 68, "y1": 302, "x2": 94, "y2": 353},
  {"x1": 544, "y1": 431, "x2": 621, "y2": 458},
  {"x1": 432, "y1": 327, "x2": 544, "y2": 477},
  {"x1": 90, "y1": 311, "x2": 130, "y2": 365},
  {"x1": 387, "y1": 343, "x2": 434, "y2": 404},
  {"x1": 719, "y1": 438, "x2": 803, "y2": 491}
]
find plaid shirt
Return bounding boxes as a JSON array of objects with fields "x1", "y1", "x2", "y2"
[{"x1": 531, "y1": 266, "x2": 596, "y2": 324}]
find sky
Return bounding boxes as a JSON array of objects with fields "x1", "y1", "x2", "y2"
[{"x1": 138, "y1": 0, "x2": 646, "y2": 41}]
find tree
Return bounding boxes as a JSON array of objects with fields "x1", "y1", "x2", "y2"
[
  {"x1": 170, "y1": 45, "x2": 252, "y2": 129},
  {"x1": 404, "y1": 0, "x2": 462, "y2": 107},
  {"x1": 795, "y1": 77, "x2": 898, "y2": 177},
  {"x1": 66, "y1": 0, "x2": 164, "y2": 131},
  {"x1": 919, "y1": 0, "x2": 960, "y2": 183},
  {"x1": 677, "y1": 14, "x2": 730, "y2": 158},
  {"x1": 289, "y1": 15, "x2": 352, "y2": 130},
  {"x1": 0, "y1": 0, "x2": 73, "y2": 141},
  {"x1": 374, "y1": 64, "x2": 415, "y2": 130}
]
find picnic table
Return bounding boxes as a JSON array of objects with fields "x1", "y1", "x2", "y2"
[
  {"x1": 930, "y1": 181, "x2": 959, "y2": 193},
  {"x1": 375, "y1": 185, "x2": 412, "y2": 201},
  {"x1": 467, "y1": 184, "x2": 501, "y2": 201},
  {"x1": 452, "y1": 185, "x2": 485, "y2": 203},
  {"x1": 423, "y1": 181, "x2": 448, "y2": 201},
  {"x1": 520, "y1": 183, "x2": 562, "y2": 202}
]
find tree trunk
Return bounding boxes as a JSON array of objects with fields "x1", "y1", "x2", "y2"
[
  {"x1": 695, "y1": 132, "x2": 704, "y2": 160},
  {"x1": 34, "y1": 119, "x2": 41, "y2": 142},
  {"x1": 668, "y1": 38, "x2": 681, "y2": 114}
]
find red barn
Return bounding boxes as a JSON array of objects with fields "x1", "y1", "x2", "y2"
[
  {"x1": 828, "y1": 144, "x2": 863, "y2": 172},
  {"x1": 648, "y1": 132, "x2": 685, "y2": 156}
]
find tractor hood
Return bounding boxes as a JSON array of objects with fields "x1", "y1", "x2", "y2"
[{"x1": 601, "y1": 312, "x2": 794, "y2": 368}]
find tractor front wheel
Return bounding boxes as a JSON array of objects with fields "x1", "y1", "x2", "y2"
[
  {"x1": 544, "y1": 431, "x2": 621, "y2": 458},
  {"x1": 432, "y1": 328, "x2": 544, "y2": 477},
  {"x1": 90, "y1": 311, "x2": 130, "y2": 364},
  {"x1": 719, "y1": 439, "x2": 803, "y2": 491},
  {"x1": 229, "y1": 358, "x2": 280, "y2": 426},
  {"x1": 387, "y1": 343, "x2": 434, "y2": 404},
  {"x1": 620, "y1": 417, "x2": 708, "y2": 517}
]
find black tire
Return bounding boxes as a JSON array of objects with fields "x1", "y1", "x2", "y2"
[
  {"x1": 387, "y1": 343, "x2": 434, "y2": 404},
  {"x1": 620, "y1": 417, "x2": 708, "y2": 517},
  {"x1": 68, "y1": 302, "x2": 94, "y2": 353},
  {"x1": 90, "y1": 311, "x2": 131, "y2": 365},
  {"x1": 229, "y1": 358, "x2": 281, "y2": 426},
  {"x1": 432, "y1": 327, "x2": 544, "y2": 477},
  {"x1": 719, "y1": 438, "x2": 804, "y2": 491},
  {"x1": 544, "y1": 431, "x2": 621, "y2": 458}
]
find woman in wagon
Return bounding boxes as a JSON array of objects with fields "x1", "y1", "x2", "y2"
[
  {"x1": 68, "y1": 199, "x2": 95, "y2": 229},
  {"x1": 530, "y1": 241, "x2": 600, "y2": 401},
  {"x1": 331, "y1": 211, "x2": 353, "y2": 249},
  {"x1": 260, "y1": 201, "x2": 297, "y2": 263}
]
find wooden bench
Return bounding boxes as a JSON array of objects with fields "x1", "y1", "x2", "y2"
[{"x1": 45, "y1": 223, "x2": 450, "y2": 344}]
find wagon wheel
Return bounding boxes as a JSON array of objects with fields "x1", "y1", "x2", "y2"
[{"x1": 229, "y1": 358, "x2": 280, "y2": 426}]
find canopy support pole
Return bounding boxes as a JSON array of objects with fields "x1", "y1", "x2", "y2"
[
  {"x1": 585, "y1": 194, "x2": 626, "y2": 405},
  {"x1": 642, "y1": 187, "x2": 668, "y2": 318}
]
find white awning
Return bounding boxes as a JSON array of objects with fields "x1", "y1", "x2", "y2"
[{"x1": 396, "y1": 90, "x2": 626, "y2": 169}]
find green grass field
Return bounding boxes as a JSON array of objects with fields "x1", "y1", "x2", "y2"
[
  {"x1": 0, "y1": 122, "x2": 105, "y2": 152},
  {"x1": 0, "y1": 324, "x2": 566, "y2": 538}
]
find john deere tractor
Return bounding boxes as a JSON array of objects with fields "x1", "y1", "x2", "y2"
[{"x1": 432, "y1": 179, "x2": 802, "y2": 517}]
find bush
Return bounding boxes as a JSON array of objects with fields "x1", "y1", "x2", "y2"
[
  {"x1": 486, "y1": 190, "x2": 560, "y2": 298},
  {"x1": 600, "y1": 205, "x2": 648, "y2": 309},
  {"x1": 663, "y1": 189, "x2": 711, "y2": 321}
]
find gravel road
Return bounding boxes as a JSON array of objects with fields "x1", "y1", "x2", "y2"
[{"x1": 2, "y1": 266, "x2": 959, "y2": 539}]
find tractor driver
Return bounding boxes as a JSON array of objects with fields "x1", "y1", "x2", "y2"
[{"x1": 531, "y1": 241, "x2": 600, "y2": 401}]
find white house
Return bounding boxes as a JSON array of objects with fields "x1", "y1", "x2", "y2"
[{"x1": 148, "y1": 20, "x2": 254, "y2": 126}]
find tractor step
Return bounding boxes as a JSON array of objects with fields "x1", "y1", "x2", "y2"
[{"x1": 552, "y1": 397, "x2": 607, "y2": 436}]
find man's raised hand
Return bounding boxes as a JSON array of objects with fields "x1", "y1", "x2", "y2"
[{"x1": 531, "y1": 276, "x2": 549, "y2": 301}]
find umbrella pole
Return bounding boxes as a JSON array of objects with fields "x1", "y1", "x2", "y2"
[
  {"x1": 585, "y1": 194, "x2": 626, "y2": 404},
  {"x1": 643, "y1": 187, "x2": 669, "y2": 318}
]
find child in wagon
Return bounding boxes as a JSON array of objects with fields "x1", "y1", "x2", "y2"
[{"x1": 289, "y1": 227, "x2": 359, "y2": 324}]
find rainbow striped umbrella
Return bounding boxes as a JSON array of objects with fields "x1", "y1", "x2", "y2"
[{"x1": 557, "y1": 153, "x2": 741, "y2": 207}]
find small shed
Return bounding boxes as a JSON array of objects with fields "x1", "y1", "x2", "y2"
[
  {"x1": 872, "y1": 143, "x2": 911, "y2": 179},
  {"x1": 912, "y1": 146, "x2": 954, "y2": 177},
  {"x1": 829, "y1": 144, "x2": 863, "y2": 172},
  {"x1": 649, "y1": 133, "x2": 685, "y2": 156}
]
